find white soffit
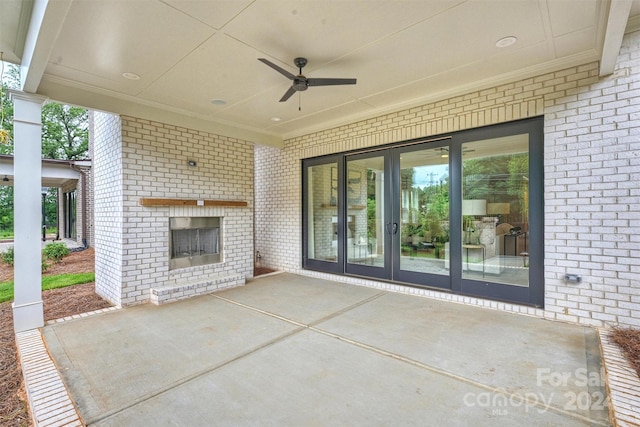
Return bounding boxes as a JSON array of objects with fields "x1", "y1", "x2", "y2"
[{"x1": 6, "y1": 0, "x2": 629, "y2": 144}]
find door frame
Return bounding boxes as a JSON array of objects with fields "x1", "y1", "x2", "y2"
[
  {"x1": 301, "y1": 117, "x2": 544, "y2": 307},
  {"x1": 302, "y1": 154, "x2": 344, "y2": 274},
  {"x1": 391, "y1": 140, "x2": 452, "y2": 290},
  {"x1": 453, "y1": 117, "x2": 544, "y2": 307}
]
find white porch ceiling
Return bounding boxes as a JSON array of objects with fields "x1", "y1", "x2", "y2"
[{"x1": 2, "y1": 0, "x2": 640, "y2": 147}]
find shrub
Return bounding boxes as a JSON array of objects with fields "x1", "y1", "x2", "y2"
[
  {"x1": 42, "y1": 242, "x2": 69, "y2": 263},
  {"x1": 1, "y1": 246, "x2": 14, "y2": 266}
]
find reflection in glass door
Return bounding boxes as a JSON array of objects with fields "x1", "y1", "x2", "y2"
[
  {"x1": 461, "y1": 134, "x2": 529, "y2": 287},
  {"x1": 305, "y1": 161, "x2": 339, "y2": 270},
  {"x1": 395, "y1": 147, "x2": 450, "y2": 288},
  {"x1": 345, "y1": 154, "x2": 388, "y2": 278}
]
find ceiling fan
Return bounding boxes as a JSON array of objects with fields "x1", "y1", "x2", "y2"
[{"x1": 258, "y1": 57, "x2": 357, "y2": 103}]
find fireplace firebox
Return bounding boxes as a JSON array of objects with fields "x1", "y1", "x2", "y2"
[{"x1": 169, "y1": 217, "x2": 222, "y2": 270}]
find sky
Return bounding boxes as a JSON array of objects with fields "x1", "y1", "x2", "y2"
[{"x1": 412, "y1": 164, "x2": 449, "y2": 188}]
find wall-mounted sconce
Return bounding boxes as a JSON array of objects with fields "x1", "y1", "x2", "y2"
[
  {"x1": 2, "y1": 175, "x2": 8, "y2": 182},
  {"x1": 187, "y1": 160, "x2": 197, "y2": 167}
]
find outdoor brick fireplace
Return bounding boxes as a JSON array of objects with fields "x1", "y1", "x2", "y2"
[{"x1": 93, "y1": 113, "x2": 254, "y2": 307}]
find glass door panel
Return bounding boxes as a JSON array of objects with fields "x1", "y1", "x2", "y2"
[
  {"x1": 306, "y1": 162, "x2": 338, "y2": 263},
  {"x1": 345, "y1": 155, "x2": 387, "y2": 274},
  {"x1": 398, "y1": 147, "x2": 450, "y2": 278},
  {"x1": 461, "y1": 134, "x2": 529, "y2": 287}
]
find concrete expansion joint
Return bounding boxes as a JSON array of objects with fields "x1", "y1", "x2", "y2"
[
  {"x1": 213, "y1": 291, "x2": 607, "y2": 427},
  {"x1": 86, "y1": 326, "x2": 306, "y2": 426},
  {"x1": 308, "y1": 325, "x2": 609, "y2": 426}
]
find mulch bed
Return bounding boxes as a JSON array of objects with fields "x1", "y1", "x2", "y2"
[
  {"x1": 254, "y1": 266, "x2": 276, "y2": 276},
  {"x1": 611, "y1": 327, "x2": 640, "y2": 378}
]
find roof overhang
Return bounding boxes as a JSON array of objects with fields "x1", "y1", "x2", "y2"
[{"x1": 0, "y1": 155, "x2": 89, "y2": 187}]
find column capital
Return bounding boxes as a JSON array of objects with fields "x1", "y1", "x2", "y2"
[{"x1": 8, "y1": 90, "x2": 48, "y2": 105}]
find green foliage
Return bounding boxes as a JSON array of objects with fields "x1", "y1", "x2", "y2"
[
  {"x1": 0, "y1": 64, "x2": 89, "y2": 234},
  {"x1": 366, "y1": 198, "x2": 376, "y2": 239},
  {"x1": 42, "y1": 103, "x2": 89, "y2": 160},
  {"x1": 0, "y1": 186, "x2": 12, "y2": 235},
  {"x1": 43, "y1": 242, "x2": 70, "y2": 262},
  {"x1": 0, "y1": 62, "x2": 19, "y2": 155},
  {"x1": 44, "y1": 188, "x2": 57, "y2": 227},
  {"x1": 0, "y1": 272, "x2": 95, "y2": 303},
  {"x1": 1, "y1": 246, "x2": 14, "y2": 266}
]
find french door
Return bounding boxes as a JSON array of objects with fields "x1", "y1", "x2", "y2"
[
  {"x1": 303, "y1": 117, "x2": 543, "y2": 307},
  {"x1": 342, "y1": 140, "x2": 452, "y2": 289}
]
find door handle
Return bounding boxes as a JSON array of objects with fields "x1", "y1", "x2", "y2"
[
  {"x1": 392, "y1": 223, "x2": 398, "y2": 235},
  {"x1": 385, "y1": 222, "x2": 392, "y2": 235}
]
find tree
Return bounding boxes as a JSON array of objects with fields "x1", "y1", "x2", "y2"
[
  {"x1": 42, "y1": 103, "x2": 89, "y2": 160},
  {"x1": 0, "y1": 62, "x2": 19, "y2": 153},
  {"x1": 0, "y1": 62, "x2": 89, "y2": 235}
]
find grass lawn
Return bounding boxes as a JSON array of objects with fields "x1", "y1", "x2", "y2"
[{"x1": 0, "y1": 272, "x2": 95, "y2": 303}]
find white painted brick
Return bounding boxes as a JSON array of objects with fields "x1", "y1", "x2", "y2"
[
  {"x1": 94, "y1": 115, "x2": 254, "y2": 306},
  {"x1": 255, "y1": 30, "x2": 640, "y2": 327}
]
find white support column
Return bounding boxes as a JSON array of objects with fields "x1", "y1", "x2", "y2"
[{"x1": 9, "y1": 90, "x2": 47, "y2": 333}]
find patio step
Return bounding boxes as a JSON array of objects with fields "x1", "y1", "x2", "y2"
[{"x1": 149, "y1": 274, "x2": 245, "y2": 305}]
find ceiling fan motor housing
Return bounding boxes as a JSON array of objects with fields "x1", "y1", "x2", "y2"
[{"x1": 293, "y1": 77, "x2": 308, "y2": 91}]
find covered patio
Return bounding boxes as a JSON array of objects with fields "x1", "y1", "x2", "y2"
[
  {"x1": 40, "y1": 273, "x2": 609, "y2": 426},
  {"x1": 2, "y1": 0, "x2": 640, "y2": 425}
]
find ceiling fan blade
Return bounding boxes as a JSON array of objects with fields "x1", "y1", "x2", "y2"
[
  {"x1": 258, "y1": 58, "x2": 295, "y2": 80},
  {"x1": 307, "y1": 78, "x2": 357, "y2": 87},
  {"x1": 279, "y1": 86, "x2": 297, "y2": 102}
]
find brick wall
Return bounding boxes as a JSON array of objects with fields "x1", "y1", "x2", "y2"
[
  {"x1": 255, "y1": 30, "x2": 640, "y2": 327},
  {"x1": 57, "y1": 168, "x2": 93, "y2": 247},
  {"x1": 93, "y1": 111, "x2": 124, "y2": 306},
  {"x1": 94, "y1": 116, "x2": 254, "y2": 306},
  {"x1": 93, "y1": 114, "x2": 254, "y2": 306}
]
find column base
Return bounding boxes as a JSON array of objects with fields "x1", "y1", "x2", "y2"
[{"x1": 12, "y1": 300, "x2": 44, "y2": 333}]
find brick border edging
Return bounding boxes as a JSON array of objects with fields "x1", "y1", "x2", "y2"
[
  {"x1": 45, "y1": 306, "x2": 119, "y2": 325},
  {"x1": 598, "y1": 328, "x2": 640, "y2": 427},
  {"x1": 16, "y1": 329, "x2": 83, "y2": 427},
  {"x1": 16, "y1": 307, "x2": 121, "y2": 426}
]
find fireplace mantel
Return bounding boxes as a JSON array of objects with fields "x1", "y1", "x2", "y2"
[{"x1": 140, "y1": 198, "x2": 247, "y2": 207}]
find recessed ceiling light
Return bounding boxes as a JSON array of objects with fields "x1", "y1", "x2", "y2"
[
  {"x1": 122, "y1": 72, "x2": 140, "y2": 80},
  {"x1": 270, "y1": 117, "x2": 281, "y2": 122},
  {"x1": 495, "y1": 36, "x2": 517, "y2": 48},
  {"x1": 211, "y1": 99, "x2": 226, "y2": 106}
]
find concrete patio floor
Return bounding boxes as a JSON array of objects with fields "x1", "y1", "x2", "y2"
[{"x1": 43, "y1": 273, "x2": 610, "y2": 426}]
